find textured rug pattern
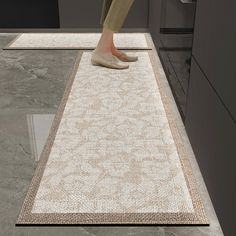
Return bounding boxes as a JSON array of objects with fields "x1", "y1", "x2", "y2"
[{"x1": 32, "y1": 52, "x2": 193, "y2": 214}]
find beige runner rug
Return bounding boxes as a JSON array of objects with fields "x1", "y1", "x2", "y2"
[
  {"x1": 17, "y1": 50, "x2": 208, "y2": 225},
  {"x1": 4, "y1": 33, "x2": 151, "y2": 50}
]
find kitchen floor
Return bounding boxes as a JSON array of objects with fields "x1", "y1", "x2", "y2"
[
  {"x1": 159, "y1": 34, "x2": 193, "y2": 120},
  {"x1": 0, "y1": 33, "x2": 223, "y2": 236}
]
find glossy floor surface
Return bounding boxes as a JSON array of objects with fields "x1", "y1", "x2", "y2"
[
  {"x1": 0, "y1": 33, "x2": 224, "y2": 235},
  {"x1": 159, "y1": 34, "x2": 193, "y2": 120}
]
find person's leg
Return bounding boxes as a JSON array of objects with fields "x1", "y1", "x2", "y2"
[
  {"x1": 96, "y1": 0, "x2": 135, "y2": 55},
  {"x1": 95, "y1": 27, "x2": 114, "y2": 54},
  {"x1": 103, "y1": 0, "x2": 135, "y2": 33},
  {"x1": 95, "y1": 0, "x2": 114, "y2": 54},
  {"x1": 106, "y1": 0, "x2": 135, "y2": 57},
  {"x1": 100, "y1": 0, "x2": 113, "y2": 26},
  {"x1": 91, "y1": 0, "x2": 136, "y2": 69}
]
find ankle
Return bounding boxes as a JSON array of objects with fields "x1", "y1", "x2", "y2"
[
  {"x1": 111, "y1": 47, "x2": 121, "y2": 56},
  {"x1": 95, "y1": 46, "x2": 112, "y2": 54}
]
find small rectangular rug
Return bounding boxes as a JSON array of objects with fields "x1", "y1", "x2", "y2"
[
  {"x1": 4, "y1": 33, "x2": 151, "y2": 50},
  {"x1": 17, "y1": 50, "x2": 209, "y2": 225}
]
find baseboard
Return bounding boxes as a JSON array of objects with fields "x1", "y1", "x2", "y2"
[{"x1": 0, "y1": 28, "x2": 149, "y2": 33}]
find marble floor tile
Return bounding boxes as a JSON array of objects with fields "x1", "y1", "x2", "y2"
[{"x1": 0, "y1": 34, "x2": 79, "y2": 112}]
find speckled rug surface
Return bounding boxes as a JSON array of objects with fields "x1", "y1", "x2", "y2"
[
  {"x1": 4, "y1": 33, "x2": 151, "y2": 50},
  {"x1": 16, "y1": 49, "x2": 208, "y2": 225}
]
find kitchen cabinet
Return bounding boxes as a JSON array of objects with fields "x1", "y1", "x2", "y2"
[
  {"x1": 192, "y1": 0, "x2": 236, "y2": 120},
  {"x1": 186, "y1": 57, "x2": 236, "y2": 236},
  {"x1": 0, "y1": 0, "x2": 149, "y2": 30},
  {"x1": 185, "y1": 1, "x2": 236, "y2": 234},
  {"x1": 0, "y1": 0, "x2": 60, "y2": 28},
  {"x1": 58, "y1": 0, "x2": 149, "y2": 29}
]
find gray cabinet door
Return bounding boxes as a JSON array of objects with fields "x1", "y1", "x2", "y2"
[
  {"x1": 59, "y1": 0, "x2": 149, "y2": 29},
  {"x1": 160, "y1": 0, "x2": 195, "y2": 29},
  {"x1": 192, "y1": 0, "x2": 236, "y2": 120},
  {"x1": 186, "y1": 58, "x2": 236, "y2": 236}
]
